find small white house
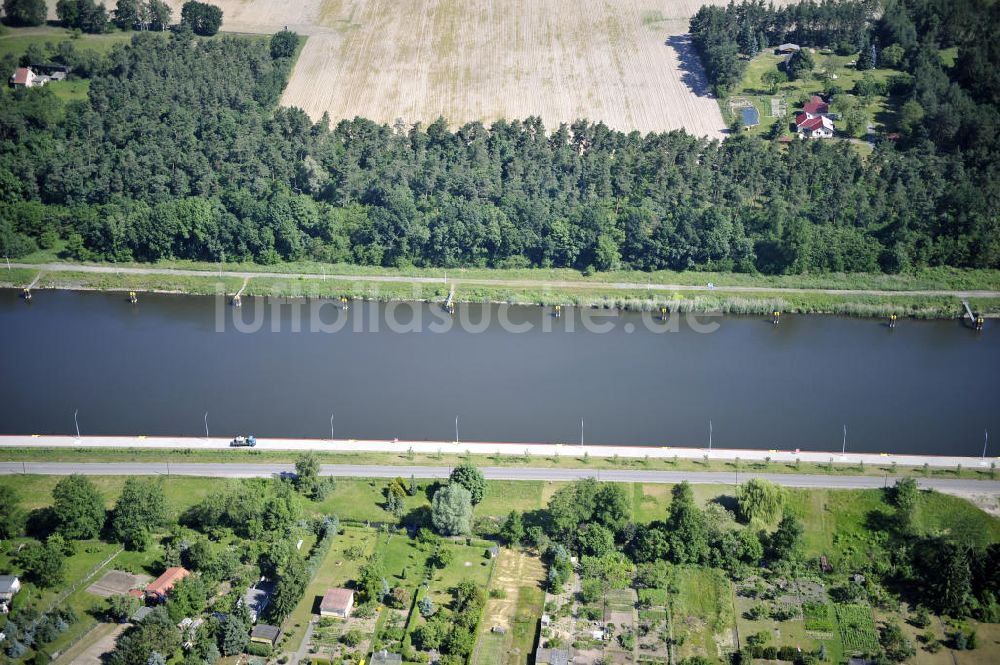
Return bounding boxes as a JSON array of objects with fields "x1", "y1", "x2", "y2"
[
  {"x1": 0, "y1": 576, "x2": 21, "y2": 602},
  {"x1": 9, "y1": 67, "x2": 49, "y2": 88}
]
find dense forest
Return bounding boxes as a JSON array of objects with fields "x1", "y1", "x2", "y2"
[{"x1": 0, "y1": 0, "x2": 998, "y2": 275}]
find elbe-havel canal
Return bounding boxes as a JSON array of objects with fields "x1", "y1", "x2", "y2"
[{"x1": 1, "y1": 289, "x2": 997, "y2": 456}]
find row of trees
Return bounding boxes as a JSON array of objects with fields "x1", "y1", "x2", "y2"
[{"x1": 1, "y1": 0, "x2": 220, "y2": 34}]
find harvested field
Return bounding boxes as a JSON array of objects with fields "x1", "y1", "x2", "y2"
[
  {"x1": 35, "y1": 1, "x2": 803, "y2": 134},
  {"x1": 112, "y1": 0, "x2": 756, "y2": 136},
  {"x1": 284, "y1": 0, "x2": 725, "y2": 135}
]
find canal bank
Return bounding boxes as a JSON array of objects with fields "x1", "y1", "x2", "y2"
[{"x1": 4, "y1": 262, "x2": 1000, "y2": 319}]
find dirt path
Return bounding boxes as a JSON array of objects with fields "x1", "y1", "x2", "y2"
[
  {"x1": 10, "y1": 263, "x2": 1000, "y2": 299},
  {"x1": 52, "y1": 623, "x2": 128, "y2": 665}
]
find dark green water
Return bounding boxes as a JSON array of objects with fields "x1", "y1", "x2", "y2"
[{"x1": 0, "y1": 289, "x2": 996, "y2": 455}]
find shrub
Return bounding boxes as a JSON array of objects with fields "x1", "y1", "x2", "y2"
[
  {"x1": 777, "y1": 645, "x2": 798, "y2": 660},
  {"x1": 341, "y1": 629, "x2": 363, "y2": 647},
  {"x1": 246, "y1": 642, "x2": 272, "y2": 657}
]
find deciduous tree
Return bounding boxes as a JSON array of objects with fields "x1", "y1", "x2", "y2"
[
  {"x1": 736, "y1": 478, "x2": 786, "y2": 525},
  {"x1": 448, "y1": 461, "x2": 486, "y2": 504},
  {"x1": 431, "y1": 483, "x2": 473, "y2": 535},
  {"x1": 2, "y1": 0, "x2": 47, "y2": 26},
  {"x1": 180, "y1": 1, "x2": 222, "y2": 36},
  {"x1": 52, "y1": 474, "x2": 106, "y2": 540}
]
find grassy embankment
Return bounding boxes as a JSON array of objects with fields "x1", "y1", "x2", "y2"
[
  {"x1": 2, "y1": 445, "x2": 999, "y2": 480},
  {"x1": 5, "y1": 247, "x2": 1000, "y2": 318}
]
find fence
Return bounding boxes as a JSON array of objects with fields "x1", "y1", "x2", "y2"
[{"x1": 46, "y1": 546, "x2": 124, "y2": 661}]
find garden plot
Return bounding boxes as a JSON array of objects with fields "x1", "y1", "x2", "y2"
[
  {"x1": 734, "y1": 576, "x2": 839, "y2": 659},
  {"x1": 85, "y1": 570, "x2": 150, "y2": 597},
  {"x1": 474, "y1": 548, "x2": 545, "y2": 665},
  {"x1": 672, "y1": 568, "x2": 736, "y2": 663},
  {"x1": 835, "y1": 603, "x2": 879, "y2": 655},
  {"x1": 603, "y1": 589, "x2": 638, "y2": 663},
  {"x1": 636, "y1": 597, "x2": 670, "y2": 664}
]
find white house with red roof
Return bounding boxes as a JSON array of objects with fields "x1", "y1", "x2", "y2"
[
  {"x1": 9, "y1": 67, "x2": 49, "y2": 88},
  {"x1": 795, "y1": 95, "x2": 835, "y2": 138}
]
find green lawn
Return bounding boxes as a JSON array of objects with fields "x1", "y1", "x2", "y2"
[
  {"x1": 0, "y1": 26, "x2": 135, "y2": 61},
  {"x1": 474, "y1": 631, "x2": 507, "y2": 665},
  {"x1": 785, "y1": 488, "x2": 891, "y2": 567},
  {"x1": 47, "y1": 77, "x2": 89, "y2": 102},
  {"x1": 786, "y1": 486, "x2": 1000, "y2": 568},
  {"x1": 425, "y1": 542, "x2": 493, "y2": 608},
  {"x1": 509, "y1": 585, "x2": 544, "y2": 664},
  {"x1": 0, "y1": 474, "x2": 232, "y2": 519}
]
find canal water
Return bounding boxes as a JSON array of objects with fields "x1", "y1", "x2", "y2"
[{"x1": 1, "y1": 289, "x2": 997, "y2": 455}]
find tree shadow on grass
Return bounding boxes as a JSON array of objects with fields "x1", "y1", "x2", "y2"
[
  {"x1": 665, "y1": 34, "x2": 714, "y2": 98},
  {"x1": 710, "y1": 494, "x2": 740, "y2": 515}
]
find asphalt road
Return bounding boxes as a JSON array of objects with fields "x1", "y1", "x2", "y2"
[
  {"x1": 11, "y1": 262, "x2": 1000, "y2": 298},
  {"x1": 2, "y1": 462, "x2": 999, "y2": 493}
]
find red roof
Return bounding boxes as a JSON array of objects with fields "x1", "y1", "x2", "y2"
[
  {"x1": 802, "y1": 95, "x2": 828, "y2": 115},
  {"x1": 146, "y1": 567, "x2": 190, "y2": 596},
  {"x1": 11, "y1": 67, "x2": 31, "y2": 85},
  {"x1": 127, "y1": 588, "x2": 145, "y2": 598},
  {"x1": 798, "y1": 116, "x2": 824, "y2": 131},
  {"x1": 320, "y1": 588, "x2": 354, "y2": 611}
]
